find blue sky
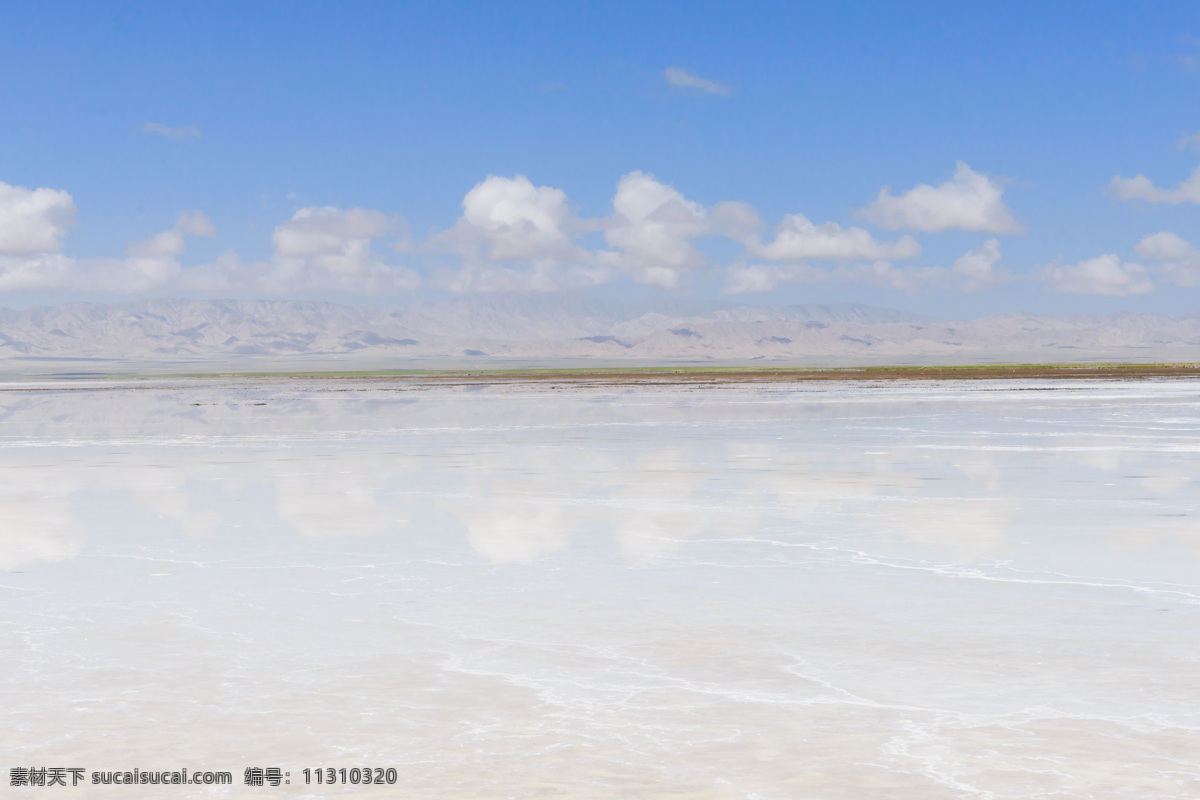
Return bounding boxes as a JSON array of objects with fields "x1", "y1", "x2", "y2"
[{"x1": 2, "y1": 0, "x2": 1200, "y2": 316}]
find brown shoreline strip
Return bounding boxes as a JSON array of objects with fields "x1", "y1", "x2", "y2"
[
  {"x1": 6, "y1": 363, "x2": 1200, "y2": 389},
  {"x1": 401, "y1": 363, "x2": 1200, "y2": 386},
  {"x1": 222, "y1": 362, "x2": 1200, "y2": 386}
]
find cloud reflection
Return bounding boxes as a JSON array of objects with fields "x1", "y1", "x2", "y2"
[
  {"x1": 0, "y1": 381, "x2": 1197, "y2": 576},
  {"x1": 0, "y1": 482, "x2": 78, "y2": 569}
]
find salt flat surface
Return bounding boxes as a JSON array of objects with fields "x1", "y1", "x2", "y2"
[{"x1": 2, "y1": 378, "x2": 1199, "y2": 798}]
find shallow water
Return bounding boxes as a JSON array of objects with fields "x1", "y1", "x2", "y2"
[{"x1": 2, "y1": 378, "x2": 1199, "y2": 798}]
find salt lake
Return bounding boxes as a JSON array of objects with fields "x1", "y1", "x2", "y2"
[{"x1": 2, "y1": 377, "x2": 1198, "y2": 798}]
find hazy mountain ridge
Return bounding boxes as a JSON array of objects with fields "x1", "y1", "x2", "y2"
[{"x1": 2, "y1": 296, "x2": 1200, "y2": 370}]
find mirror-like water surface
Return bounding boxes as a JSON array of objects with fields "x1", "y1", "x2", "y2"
[{"x1": 2, "y1": 378, "x2": 1198, "y2": 798}]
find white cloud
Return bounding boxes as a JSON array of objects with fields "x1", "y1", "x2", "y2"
[
  {"x1": 853, "y1": 239, "x2": 1006, "y2": 294},
  {"x1": 859, "y1": 162, "x2": 1025, "y2": 234},
  {"x1": 0, "y1": 211, "x2": 219, "y2": 294},
  {"x1": 148, "y1": 206, "x2": 418, "y2": 296},
  {"x1": 236, "y1": 206, "x2": 420, "y2": 293},
  {"x1": 175, "y1": 251, "x2": 421, "y2": 296},
  {"x1": 722, "y1": 207, "x2": 921, "y2": 294},
  {"x1": 1135, "y1": 231, "x2": 1200, "y2": 286},
  {"x1": 127, "y1": 211, "x2": 215, "y2": 258},
  {"x1": 0, "y1": 201, "x2": 419, "y2": 297},
  {"x1": 721, "y1": 263, "x2": 826, "y2": 294},
  {"x1": 462, "y1": 175, "x2": 572, "y2": 261},
  {"x1": 431, "y1": 173, "x2": 924, "y2": 293},
  {"x1": 0, "y1": 181, "x2": 77, "y2": 254},
  {"x1": 1135, "y1": 230, "x2": 1195, "y2": 262},
  {"x1": 0, "y1": 200, "x2": 211, "y2": 293},
  {"x1": 1107, "y1": 166, "x2": 1200, "y2": 205},
  {"x1": 724, "y1": 240, "x2": 1004, "y2": 295},
  {"x1": 272, "y1": 206, "x2": 397, "y2": 277},
  {"x1": 750, "y1": 213, "x2": 920, "y2": 262},
  {"x1": 432, "y1": 173, "x2": 762, "y2": 292},
  {"x1": 178, "y1": 211, "x2": 217, "y2": 238},
  {"x1": 433, "y1": 174, "x2": 583, "y2": 264},
  {"x1": 431, "y1": 262, "x2": 608, "y2": 293},
  {"x1": 428, "y1": 174, "x2": 609, "y2": 291},
  {"x1": 0, "y1": 254, "x2": 177, "y2": 295},
  {"x1": 706, "y1": 200, "x2": 763, "y2": 240},
  {"x1": 937, "y1": 238, "x2": 1007, "y2": 292},
  {"x1": 0, "y1": 171, "x2": 1066, "y2": 300},
  {"x1": 604, "y1": 171, "x2": 721, "y2": 288},
  {"x1": 142, "y1": 122, "x2": 202, "y2": 140},
  {"x1": 0, "y1": 252, "x2": 75, "y2": 292},
  {"x1": 1039, "y1": 254, "x2": 1154, "y2": 296},
  {"x1": 119, "y1": 211, "x2": 218, "y2": 288},
  {"x1": 664, "y1": 67, "x2": 730, "y2": 96}
]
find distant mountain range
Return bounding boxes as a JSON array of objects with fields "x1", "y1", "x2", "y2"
[{"x1": 2, "y1": 295, "x2": 1200, "y2": 372}]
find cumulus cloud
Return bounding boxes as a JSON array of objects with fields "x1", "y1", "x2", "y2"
[
  {"x1": 1135, "y1": 231, "x2": 1200, "y2": 286},
  {"x1": 859, "y1": 162, "x2": 1025, "y2": 234},
  {"x1": 940, "y1": 238, "x2": 1007, "y2": 291},
  {"x1": 750, "y1": 213, "x2": 920, "y2": 262},
  {"x1": 0, "y1": 190, "x2": 420, "y2": 297},
  {"x1": 120, "y1": 205, "x2": 417, "y2": 297},
  {"x1": 432, "y1": 172, "x2": 760, "y2": 291},
  {"x1": 118, "y1": 211, "x2": 218, "y2": 288},
  {"x1": 1039, "y1": 254, "x2": 1154, "y2": 296},
  {"x1": 1135, "y1": 230, "x2": 1196, "y2": 262},
  {"x1": 0, "y1": 252, "x2": 76, "y2": 292},
  {"x1": 189, "y1": 205, "x2": 420, "y2": 294},
  {"x1": 852, "y1": 239, "x2": 1006, "y2": 294},
  {"x1": 142, "y1": 122, "x2": 202, "y2": 140},
  {"x1": 272, "y1": 206, "x2": 398, "y2": 277},
  {"x1": 432, "y1": 174, "x2": 584, "y2": 264},
  {"x1": 127, "y1": 211, "x2": 216, "y2": 258},
  {"x1": 0, "y1": 210, "x2": 220, "y2": 294},
  {"x1": 0, "y1": 170, "x2": 1043, "y2": 299},
  {"x1": 720, "y1": 208, "x2": 921, "y2": 294},
  {"x1": 461, "y1": 176, "x2": 574, "y2": 261},
  {"x1": 724, "y1": 240, "x2": 1005, "y2": 295},
  {"x1": 605, "y1": 171, "x2": 709, "y2": 288},
  {"x1": 0, "y1": 181, "x2": 189, "y2": 294},
  {"x1": 664, "y1": 67, "x2": 730, "y2": 96},
  {"x1": 602, "y1": 171, "x2": 758, "y2": 288},
  {"x1": 1107, "y1": 166, "x2": 1200, "y2": 205},
  {"x1": 0, "y1": 181, "x2": 77, "y2": 254},
  {"x1": 432, "y1": 173, "x2": 863, "y2": 293},
  {"x1": 428, "y1": 174, "x2": 611, "y2": 291}
]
